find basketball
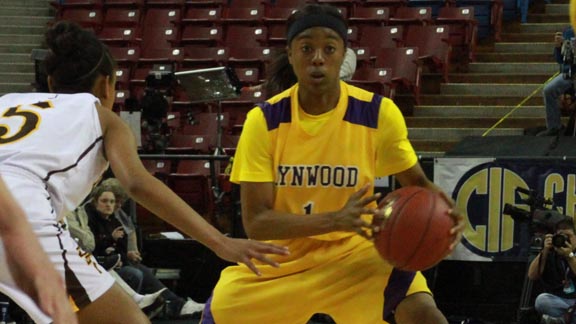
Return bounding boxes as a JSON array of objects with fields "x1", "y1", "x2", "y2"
[{"x1": 373, "y1": 186, "x2": 454, "y2": 271}]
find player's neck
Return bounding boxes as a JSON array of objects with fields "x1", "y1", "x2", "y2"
[{"x1": 297, "y1": 86, "x2": 340, "y2": 115}]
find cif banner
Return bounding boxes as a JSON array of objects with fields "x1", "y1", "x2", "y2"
[{"x1": 434, "y1": 157, "x2": 576, "y2": 262}]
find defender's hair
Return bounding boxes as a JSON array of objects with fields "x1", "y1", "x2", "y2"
[{"x1": 44, "y1": 21, "x2": 116, "y2": 93}]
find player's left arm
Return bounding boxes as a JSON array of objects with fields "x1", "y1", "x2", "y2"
[{"x1": 394, "y1": 164, "x2": 464, "y2": 250}]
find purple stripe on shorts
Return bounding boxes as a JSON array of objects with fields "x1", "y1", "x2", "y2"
[
  {"x1": 200, "y1": 294, "x2": 215, "y2": 324},
  {"x1": 382, "y1": 269, "x2": 416, "y2": 322}
]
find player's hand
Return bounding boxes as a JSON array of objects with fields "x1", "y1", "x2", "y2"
[
  {"x1": 333, "y1": 184, "x2": 381, "y2": 239},
  {"x1": 34, "y1": 274, "x2": 78, "y2": 324},
  {"x1": 127, "y1": 250, "x2": 142, "y2": 263},
  {"x1": 8, "y1": 259, "x2": 78, "y2": 324},
  {"x1": 436, "y1": 191, "x2": 465, "y2": 251},
  {"x1": 111, "y1": 226, "x2": 124, "y2": 240},
  {"x1": 214, "y1": 237, "x2": 289, "y2": 276}
]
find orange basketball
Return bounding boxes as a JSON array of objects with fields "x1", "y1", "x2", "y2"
[{"x1": 373, "y1": 186, "x2": 454, "y2": 271}]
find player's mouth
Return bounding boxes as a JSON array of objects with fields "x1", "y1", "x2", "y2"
[{"x1": 309, "y1": 71, "x2": 325, "y2": 82}]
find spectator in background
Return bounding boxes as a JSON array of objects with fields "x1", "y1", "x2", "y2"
[
  {"x1": 84, "y1": 183, "x2": 205, "y2": 319},
  {"x1": 539, "y1": 26, "x2": 575, "y2": 136},
  {"x1": 66, "y1": 191, "x2": 166, "y2": 319},
  {"x1": 528, "y1": 218, "x2": 576, "y2": 323}
]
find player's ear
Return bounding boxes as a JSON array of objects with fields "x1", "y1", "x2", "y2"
[{"x1": 91, "y1": 75, "x2": 112, "y2": 100}]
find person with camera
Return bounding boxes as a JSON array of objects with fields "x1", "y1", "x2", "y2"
[
  {"x1": 528, "y1": 218, "x2": 576, "y2": 323},
  {"x1": 538, "y1": 26, "x2": 575, "y2": 136}
]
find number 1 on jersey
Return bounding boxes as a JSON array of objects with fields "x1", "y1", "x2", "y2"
[{"x1": 303, "y1": 202, "x2": 314, "y2": 215}]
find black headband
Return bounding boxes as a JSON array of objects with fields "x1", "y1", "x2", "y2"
[{"x1": 286, "y1": 13, "x2": 347, "y2": 45}]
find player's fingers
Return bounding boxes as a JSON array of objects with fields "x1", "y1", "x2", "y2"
[
  {"x1": 252, "y1": 242, "x2": 290, "y2": 256},
  {"x1": 359, "y1": 192, "x2": 381, "y2": 207},
  {"x1": 350, "y1": 184, "x2": 371, "y2": 200},
  {"x1": 250, "y1": 252, "x2": 280, "y2": 268},
  {"x1": 242, "y1": 259, "x2": 262, "y2": 276},
  {"x1": 355, "y1": 228, "x2": 371, "y2": 240}
]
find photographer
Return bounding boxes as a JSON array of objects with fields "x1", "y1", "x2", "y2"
[
  {"x1": 539, "y1": 26, "x2": 575, "y2": 136},
  {"x1": 528, "y1": 218, "x2": 576, "y2": 323}
]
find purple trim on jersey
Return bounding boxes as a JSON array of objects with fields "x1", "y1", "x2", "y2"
[
  {"x1": 200, "y1": 294, "x2": 216, "y2": 324},
  {"x1": 382, "y1": 268, "x2": 416, "y2": 322},
  {"x1": 343, "y1": 95, "x2": 381, "y2": 129},
  {"x1": 257, "y1": 97, "x2": 291, "y2": 131}
]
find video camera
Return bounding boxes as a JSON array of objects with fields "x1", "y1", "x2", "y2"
[{"x1": 503, "y1": 187, "x2": 569, "y2": 248}]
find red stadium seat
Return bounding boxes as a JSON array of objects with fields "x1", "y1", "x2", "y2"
[
  {"x1": 436, "y1": 6, "x2": 478, "y2": 63},
  {"x1": 389, "y1": 6, "x2": 434, "y2": 27},
  {"x1": 141, "y1": 159, "x2": 174, "y2": 181},
  {"x1": 168, "y1": 159, "x2": 217, "y2": 222},
  {"x1": 51, "y1": 0, "x2": 103, "y2": 9},
  {"x1": 221, "y1": 6, "x2": 265, "y2": 25},
  {"x1": 108, "y1": 46, "x2": 141, "y2": 70},
  {"x1": 226, "y1": 0, "x2": 266, "y2": 8},
  {"x1": 166, "y1": 134, "x2": 216, "y2": 153},
  {"x1": 182, "y1": 46, "x2": 229, "y2": 69},
  {"x1": 114, "y1": 67, "x2": 132, "y2": 89},
  {"x1": 272, "y1": 0, "x2": 309, "y2": 7},
  {"x1": 179, "y1": 26, "x2": 224, "y2": 47},
  {"x1": 181, "y1": 6, "x2": 222, "y2": 26},
  {"x1": 138, "y1": 27, "x2": 180, "y2": 54},
  {"x1": 348, "y1": 67, "x2": 395, "y2": 99},
  {"x1": 59, "y1": 8, "x2": 104, "y2": 29},
  {"x1": 224, "y1": 25, "x2": 268, "y2": 49},
  {"x1": 103, "y1": 0, "x2": 144, "y2": 7},
  {"x1": 235, "y1": 67, "x2": 262, "y2": 86},
  {"x1": 142, "y1": 7, "x2": 182, "y2": 28},
  {"x1": 349, "y1": 7, "x2": 390, "y2": 27},
  {"x1": 375, "y1": 47, "x2": 421, "y2": 105},
  {"x1": 363, "y1": 0, "x2": 407, "y2": 16},
  {"x1": 97, "y1": 27, "x2": 138, "y2": 46},
  {"x1": 263, "y1": 7, "x2": 297, "y2": 25},
  {"x1": 403, "y1": 24, "x2": 452, "y2": 82},
  {"x1": 356, "y1": 25, "x2": 403, "y2": 53},
  {"x1": 102, "y1": 8, "x2": 142, "y2": 27},
  {"x1": 181, "y1": 112, "x2": 230, "y2": 136},
  {"x1": 351, "y1": 47, "x2": 373, "y2": 68},
  {"x1": 228, "y1": 46, "x2": 276, "y2": 75}
]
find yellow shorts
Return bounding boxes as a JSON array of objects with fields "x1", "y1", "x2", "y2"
[{"x1": 208, "y1": 235, "x2": 431, "y2": 324}]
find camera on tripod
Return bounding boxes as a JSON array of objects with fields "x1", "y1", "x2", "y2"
[
  {"x1": 503, "y1": 187, "x2": 569, "y2": 248},
  {"x1": 562, "y1": 37, "x2": 576, "y2": 80}
]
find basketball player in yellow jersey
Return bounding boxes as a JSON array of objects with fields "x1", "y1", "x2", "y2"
[{"x1": 202, "y1": 3, "x2": 465, "y2": 324}]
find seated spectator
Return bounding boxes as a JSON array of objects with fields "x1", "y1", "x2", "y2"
[
  {"x1": 539, "y1": 26, "x2": 575, "y2": 136},
  {"x1": 528, "y1": 218, "x2": 576, "y2": 323},
  {"x1": 84, "y1": 181, "x2": 204, "y2": 319},
  {"x1": 66, "y1": 201, "x2": 166, "y2": 319}
]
